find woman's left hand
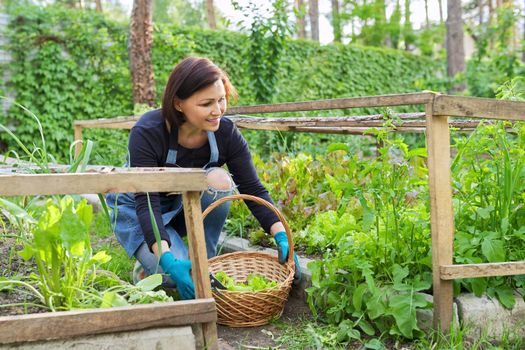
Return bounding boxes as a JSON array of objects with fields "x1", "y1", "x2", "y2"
[{"x1": 274, "y1": 231, "x2": 302, "y2": 284}]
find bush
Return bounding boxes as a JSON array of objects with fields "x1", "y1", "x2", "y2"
[{"x1": 1, "y1": 4, "x2": 442, "y2": 161}]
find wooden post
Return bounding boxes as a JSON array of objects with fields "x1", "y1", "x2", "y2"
[
  {"x1": 183, "y1": 191, "x2": 218, "y2": 350},
  {"x1": 426, "y1": 101, "x2": 455, "y2": 332},
  {"x1": 74, "y1": 125, "x2": 83, "y2": 158}
]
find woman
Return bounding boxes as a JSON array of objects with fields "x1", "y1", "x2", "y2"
[{"x1": 107, "y1": 57, "x2": 299, "y2": 300}]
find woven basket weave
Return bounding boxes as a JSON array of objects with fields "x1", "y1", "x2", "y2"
[{"x1": 203, "y1": 194, "x2": 295, "y2": 328}]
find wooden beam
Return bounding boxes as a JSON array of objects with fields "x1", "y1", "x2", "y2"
[
  {"x1": 74, "y1": 125, "x2": 83, "y2": 157},
  {"x1": 0, "y1": 299, "x2": 216, "y2": 344},
  {"x1": 0, "y1": 169, "x2": 207, "y2": 196},
  {"x1": 231, "y1": 117, "x2": 487, "y2": 129},
  {"x1": 225, "y1": 93, "x2": 433, "y2": 114},
  {"x1": 440, "y1": 262, "x2": 525, "y2": 280},
  {"x1": 426, "y1": 100, "x2": 455, "y2": 332},
  {"x1": 74, "y1": 116, "x2": 139, "y2": 129},
  {"x1": 238, "y1": 126, "x2": 426, "y2": 134},
  {"x1": 183, "y1": 191, "x2": 218, "y2": 350},
  {"x1": 434, "y1": 95, "x2": 525, "y2": 120}
]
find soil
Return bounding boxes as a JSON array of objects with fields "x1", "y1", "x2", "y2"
[
  {"x1": 0, "y1": 237, "x2": 46, "y2": 316},
  {"x1": 217, "y1": 296, "x2": 313, "y2": 349}
]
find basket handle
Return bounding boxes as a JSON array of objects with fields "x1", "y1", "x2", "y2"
[{"x1": 202, "y1": 194, "x2": 294, "y2": 265}]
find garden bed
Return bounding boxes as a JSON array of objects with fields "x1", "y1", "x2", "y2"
[{"x1": 0, "y1": 238, "x2": 45, "y2": 317}]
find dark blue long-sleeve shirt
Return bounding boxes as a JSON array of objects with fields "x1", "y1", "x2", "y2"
[{"x1": 128, "y1": 109, "x2": 279, "y2": 249}]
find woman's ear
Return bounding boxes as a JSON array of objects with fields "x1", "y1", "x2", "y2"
[{"x1": 173, "y1": 99, "x2": 182, "y2": 112}]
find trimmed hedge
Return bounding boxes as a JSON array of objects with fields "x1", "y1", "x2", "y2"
[{"x1": 1, "y1": 5, "x2": 443, "y2": 161}]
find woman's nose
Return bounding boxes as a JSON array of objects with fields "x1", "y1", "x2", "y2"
[{"x1": 211, "y1": 102, "x2": 221, "y2": 115}]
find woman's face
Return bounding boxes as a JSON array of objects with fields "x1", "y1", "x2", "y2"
[{"x1": 177, "y1": 79, "x2": 227, "y2": 132}]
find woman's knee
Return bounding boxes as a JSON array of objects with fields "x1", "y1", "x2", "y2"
[{"x1": 206, "y1": 167, "x2": 235, "y2": 191}]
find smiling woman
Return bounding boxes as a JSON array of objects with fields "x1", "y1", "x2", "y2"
[{"x1": 106, "y1": 57, "x2": 300, "y2": 300}]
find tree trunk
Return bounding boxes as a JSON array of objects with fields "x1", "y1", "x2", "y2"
[
  {"x1": 446, "y1": 0, "x2": 466, "y2": 92},
  {"x1": 523, "y1": 0, "x2": 525, "y2": 63},
  {"x1": 129, "y1": 0, "x2": 156, "y2": 107},
  {"x1": 206, "y1": 0, "x2": 216, "y2": 29},
  {"x1": 424, "y1": 0, "x2": 430, "y2": 28},
  {"x1": 331, "y1": 0, "x2": 342, "y2": 42},
  {"x1": 438, "y1": 0, "x2": 444, "y2": 24},
  {"x1": 295, "y1": 0, "x2": 306, "y2": 38},
  {"x1": 309, "y1": 0, "x2": 319, "y2": 41},
  {"x1": 95, "y1": 0, "x2": 103, "y2": 12},
  {"x1": 403, "y1": 0, "x2": 412, "y2": 50},
  {"x1": 478, "y1": 0, "x2": 483, "y2": 25},
  {"x1": 488, "y1": 0, "x2": 493, "y2": 23}
]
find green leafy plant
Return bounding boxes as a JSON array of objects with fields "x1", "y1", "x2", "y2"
[
  {"x1": 13, "y1": 197, "x2": 110, "y2": 310},
  {"x1": 215, "y1": 271, "x2": 277, "y2": 292}
]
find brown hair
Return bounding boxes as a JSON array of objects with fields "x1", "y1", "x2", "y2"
[{"x1": 161, "y1": 57, "x2": 237, "y2": 127}]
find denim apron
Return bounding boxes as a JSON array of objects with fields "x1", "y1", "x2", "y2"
[{"x1": 106, "y1": 130, "x2": 219, "y2": 258}]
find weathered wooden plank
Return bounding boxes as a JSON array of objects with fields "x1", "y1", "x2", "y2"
[
  {"x1": 0, "y1": 169, "x2": 207, "y2": 196},
  {"x1": 74, "y1": 116, "x2": 139, "y2": 128},
  {"x1": 440, "y1": 262, "x2": 525, "y2": 280},
  {"x1": 250, "y1": 126, "x2": 423, "y2": 135},
  {"x1": 74, "y1": 125, "x2": 83, "y2": 157},
  {"x1": 434, "y1": 95, "x2": 525, "y2": 120},
  {"x1": 183, "y1": 191, "x2": 218, "y2": 350},
  {"x1": 224, "y1": 93, "x2": 433, "y2": 114},
  {"x1": 426, "y1": 101, "x2": 455, "y2": 333},
  {"x1": 231, "y1": 117, "x2": 487, "y2": 129},
  {"x1": 0, "y1": 298, "x2": 216, "y2": 344}
]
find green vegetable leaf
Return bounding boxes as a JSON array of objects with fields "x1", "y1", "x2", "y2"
[
  {"x1": 481, "y1": 239, "x2": 505, "y2": 262},
  {"x1": 495, "y1": 285, "x2": 515, "y2": 309},
  {"x1": 136, "y1": 274, "x2": 163, "y2": 292},
  {"x1": 101, "y1": 291, "x2": 128, "y2": 308}
]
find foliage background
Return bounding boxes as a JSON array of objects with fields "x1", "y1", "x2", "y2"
[{"x1": 1, "y1": 5, "x2": 441, "y2": 160}]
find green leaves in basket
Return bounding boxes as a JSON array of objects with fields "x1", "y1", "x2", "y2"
[{"x1": 215, "y1": 271, "x2": 277, "y2": 292}]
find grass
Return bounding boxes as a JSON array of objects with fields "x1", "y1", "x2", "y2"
[
  {"x1": 273, "y1": 318, "x2": 525, "y2": 350},
  {"x1": 89, "y1": 210, "x2": 133, "y2": 283}
]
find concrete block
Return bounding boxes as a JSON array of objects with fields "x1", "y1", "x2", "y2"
[
  {"x1": 456, "y1": 293, "x2": 525, "y2": 339},
  {"x1": 415, "y1": 294, "x2": 459, "y2": 332},
  {"x1": 0, "y1": 326, "x2": 195, "y2": 350}
]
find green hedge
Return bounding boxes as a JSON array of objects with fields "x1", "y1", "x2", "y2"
[{"x1": 1, "y1": 5, "x2": 443, "y2": 161}]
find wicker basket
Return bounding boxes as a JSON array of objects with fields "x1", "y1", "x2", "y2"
[{"x1": 203, "y1": 194, "x2": 295, "y2": 328}]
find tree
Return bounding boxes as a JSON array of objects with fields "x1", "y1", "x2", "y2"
[
  {"x1": 331, "y1": 0, "x2": 342, "y2": 42},
  {"x1": 94, "y1": 0, "x2": 102, "y2": 12},
  {"x1": 388, "y1": 0, "x2": 402, "y2": 48},
  {"x1": 153, "y1": 0, "x2": 206, "y2": 26},
  {"x1": 438, "y1": 0, "x2": 444, "y2": 24},
  {"x1": 446, "y1": 0, "x2": 466, "y2": 92},
  {"x1": 129, "y1": 0, "x2": 156, "y2": 107},
  {"x1": 403, "y1": 0, "x2": 414, "y2": 50},
  {"x1": 309, "y1": 0, "x2": 319, "y2": 41},
  {"x1": 295, "y1": 0, "x2": 306, "y2": 38},
  {"x1": 206, "y1": 0, "x2": 216, "y2": 29},
  {"x1": 424, "y1": 0, "x2": 429, "y2": 29}
]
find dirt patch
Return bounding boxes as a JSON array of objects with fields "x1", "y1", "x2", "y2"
[
  {"x1": 0, "y1": 237, "x2": 46, "y2": 316},
  {"x1": 217, "y1": 295, "x2": 313, "y2": 349}
]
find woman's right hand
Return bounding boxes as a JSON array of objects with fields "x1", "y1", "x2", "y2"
[{"x1": 159, "y1": 251, "x2": 195, "y2": 300}]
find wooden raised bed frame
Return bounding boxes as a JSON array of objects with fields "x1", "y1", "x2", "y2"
[
  {"x1": 73, "y1": 92, "x2": 525, "y2": 333},
  {"x1": 0, "y1": 167, "x2": 219, "y2": 349}
]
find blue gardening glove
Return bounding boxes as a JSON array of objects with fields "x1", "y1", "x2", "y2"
[
  {"x1": 159, "y1": 251, "x2": 195, "y2": 300},
  {"x1": 274, "y1": 231, "x2": 302, "y2": 284}
]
